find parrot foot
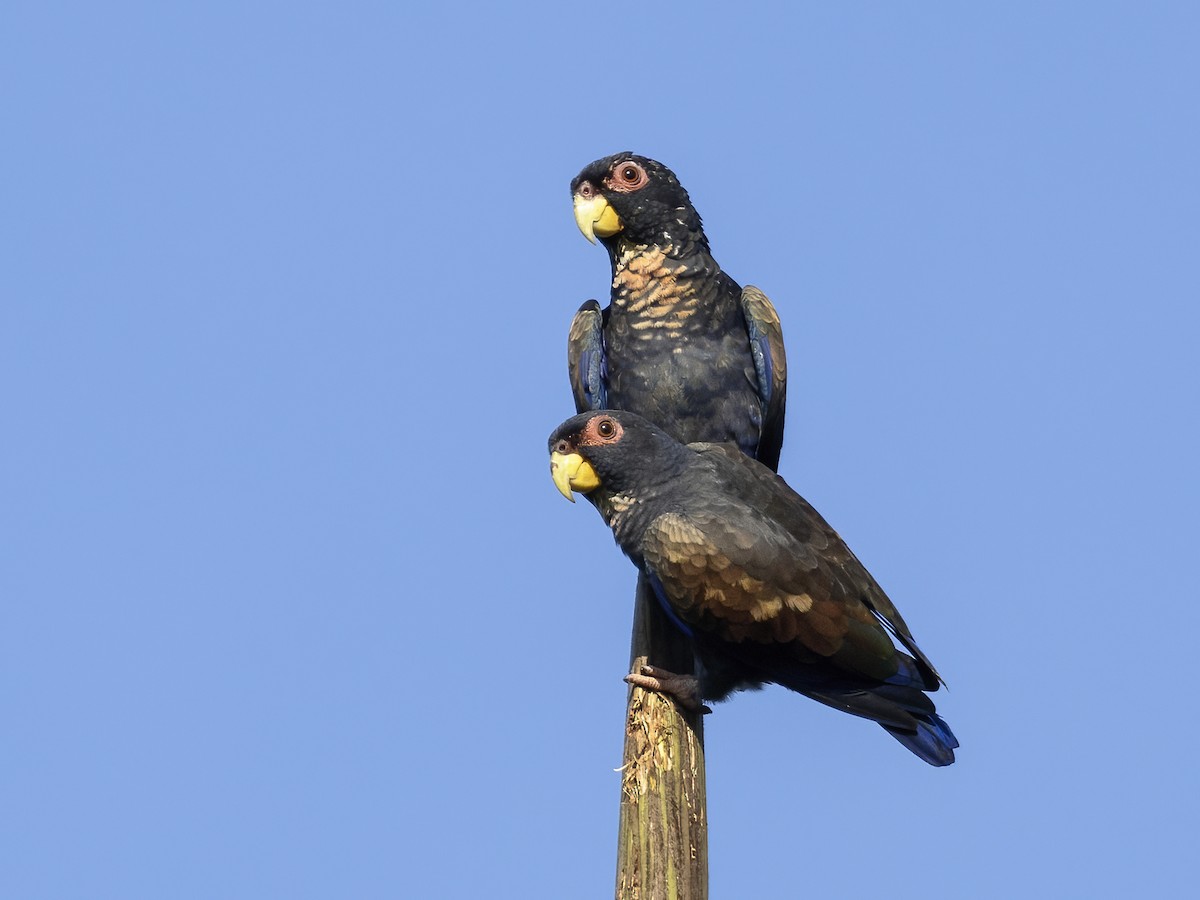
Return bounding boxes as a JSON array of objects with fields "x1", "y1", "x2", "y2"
[{"x1": 624, "y1": 665, "x2": 711, "y2": 714}]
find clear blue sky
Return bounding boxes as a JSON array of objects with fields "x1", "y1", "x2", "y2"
[{"x1": 4, "y1": 3, "x2": 1197, "y2": 898}]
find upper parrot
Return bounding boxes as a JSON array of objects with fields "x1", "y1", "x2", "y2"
[
  {"x1": 548, "y1": 409, "x2": 959, "y2": 767},
  {"x1": 568, "y1": 152, "x2": 787, "y2": 470}
]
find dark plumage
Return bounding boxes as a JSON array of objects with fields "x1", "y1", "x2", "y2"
[
  {"x1": 549, "y1": 410, "x2": 958, "y2": 766},
  {"x1": 567, "y1": 152, "x2": 786, "y2": 469},
  {"x1": 565, "y1": 153, "x2": 791, "y2": 751}
]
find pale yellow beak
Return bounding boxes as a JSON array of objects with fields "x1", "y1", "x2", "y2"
[
  {"x1": 573, "y1": 194, "x2": 623, "y2": 244},
  {"x1": 550, "y1": 450, "x2": 601, "y2": 501}
]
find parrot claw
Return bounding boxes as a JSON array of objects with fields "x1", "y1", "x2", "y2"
[{"x1": 624, "y1": 665, "x2": 711, "y2": 714}]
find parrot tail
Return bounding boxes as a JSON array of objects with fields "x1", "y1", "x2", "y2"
[{"x1": 798, "y1": 654, "x2": 959, "y2": 766}]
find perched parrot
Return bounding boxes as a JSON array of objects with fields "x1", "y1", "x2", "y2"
[
  {"x1": 567, "y1": 152, "x2": 786, "y2": 470},
  {"x1": 549, "y1": 410, "x2": 958, "y2": 766}
]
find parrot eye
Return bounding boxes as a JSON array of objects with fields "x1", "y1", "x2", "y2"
[
  {"x1": 608, "y1": 162, "x2": 648, "y2": 192},
  {"x1": 596, "y1": 418, "x2": 617, "y2": 439}
]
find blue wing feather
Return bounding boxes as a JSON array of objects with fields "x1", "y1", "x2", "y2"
[
  {"x1": 643, "y1": 568, "x2": 695, "y2": 639},
  {"x1": 567, "y1": 300, "x2": 608, "y2": 412},
  {"x1": 739, "y1": 286, "x2": 787, "y2": 469}
]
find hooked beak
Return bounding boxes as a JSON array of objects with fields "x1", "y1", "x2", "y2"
[
  {"x1": 550, "y1": 450, "x2": 600, "y2": 501},
  {"x1": 573, "y1": 194, "x2": 623, "y2": 244}
]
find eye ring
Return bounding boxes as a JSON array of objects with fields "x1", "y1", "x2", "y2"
[{"x1": 606, "y1": 161, "x2": 648, "y2": 192}]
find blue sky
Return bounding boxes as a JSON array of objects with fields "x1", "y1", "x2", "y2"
[{"x1": 4, "y1": 3, "x2": 1198, "y2": 898}]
